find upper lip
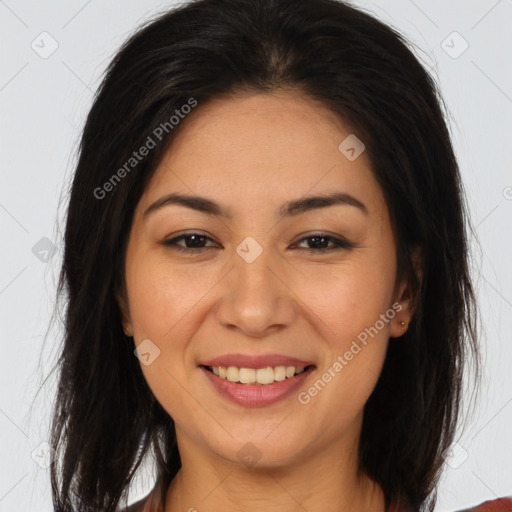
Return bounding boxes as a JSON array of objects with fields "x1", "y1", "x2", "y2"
[{"x1": 200, "y1": 353, "x2": 316, "y2": 369}]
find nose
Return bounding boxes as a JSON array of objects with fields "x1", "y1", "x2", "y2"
[{"x1": 214, "y1": 240, "x2": 297, "y2": 338}]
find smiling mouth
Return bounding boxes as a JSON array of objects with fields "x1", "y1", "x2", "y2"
[{"x1": 202, "y1": 364, "x2": 316, "y2": 385}]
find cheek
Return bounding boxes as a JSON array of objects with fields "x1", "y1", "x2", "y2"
[
  {"x1": 126, "y1": 258, "x2": 203, "y2": 416},
  {"x1": 294, "y1": 255, "x2": 394, "y2": 414},
  {"x1": 126, "y1": 252, "x2": 211, "y2": 338},
  {"x1": 124, "y1": 254, "x2": 202, "y2": 395},
  {"x1": 298, "y1": 269, "x2": 391, "y2": 437},
  {"x1": 297, "y1": 258, "x2": 395, "y2": 346}
]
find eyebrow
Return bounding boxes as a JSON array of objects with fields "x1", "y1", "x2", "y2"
[{"x1": 143, "y1": 191, "x2": 368, "y2": 219}]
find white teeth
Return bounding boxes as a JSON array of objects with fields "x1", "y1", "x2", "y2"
[
  {"x1": 209, "y1": 364, "x2": 309, "y2": 385},
  {"x1": 226, "y1": 366, "x2": 239, "y2": 382},
  {"x1": 256, "y1": 367, "x2": 274, "y2": 384},
  {"x1": 273, "y1": 365, "x2": 286, "y2": 381},
  {"x1": 239, "y1": 368, "x2": 256, "y2": 384}
]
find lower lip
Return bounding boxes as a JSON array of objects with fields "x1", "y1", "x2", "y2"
[{"x1": 200, "y1": 366, "x2": 316, "y2": 407}]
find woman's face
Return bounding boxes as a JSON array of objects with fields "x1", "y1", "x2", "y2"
[{"x1": 120, "y1": 89, "x2": 413, "y2": 468}]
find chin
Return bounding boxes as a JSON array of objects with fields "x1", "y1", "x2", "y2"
[{"x1": 204, "y1": 431, "x2": 309, "y2": 471}]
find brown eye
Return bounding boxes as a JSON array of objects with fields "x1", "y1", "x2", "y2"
[
  {"x1": 293, "y1": 233, "x2": 355, "y2": 252},
  {"x1": 162, "y1": 232, "x2": 220, "y2": 253}
]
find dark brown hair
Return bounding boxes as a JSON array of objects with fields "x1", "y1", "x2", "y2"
[{"x1": 42, "y1": 0, "x2": 480, "y2": 510}]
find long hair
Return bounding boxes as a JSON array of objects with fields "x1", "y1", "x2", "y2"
[{"x1": 43, "y1": 0, "x2": 480, "y2": 510}]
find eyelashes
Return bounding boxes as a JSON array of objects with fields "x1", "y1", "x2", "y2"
[{"x1": 161, "y1": 231, "x2": 355, "y2": 254}]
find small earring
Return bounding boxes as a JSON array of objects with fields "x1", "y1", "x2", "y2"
[
  {"x1": 399, "y1": 320, "x2": 406, "y2": 330},
  {"x1": 123, "y1": 326, "x2": 133, "y2": 337}
]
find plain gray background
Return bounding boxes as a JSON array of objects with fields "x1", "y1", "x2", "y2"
[{"x1": 1, "y1": 0, "x2": 511, "y2": 510}]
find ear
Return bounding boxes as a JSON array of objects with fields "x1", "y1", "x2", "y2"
[
  {"x1": 116, "y1": 286, "x2": 133, "y2": 337},
  {"x1": 390, "y1": 246, "x2": 422, "y2": 338}
]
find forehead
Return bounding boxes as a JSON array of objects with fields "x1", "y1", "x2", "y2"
[{"x1": 138, "y1": 90, "x2": 385, "y2": 218}]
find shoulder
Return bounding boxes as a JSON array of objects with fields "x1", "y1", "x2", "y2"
[{"x1": 455, "y1": 496, "x2": 512, "y2": 512}]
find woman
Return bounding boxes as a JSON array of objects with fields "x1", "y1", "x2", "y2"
[{"x1": 46, "y1": 0, "x2": 511, "y2": 510}]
